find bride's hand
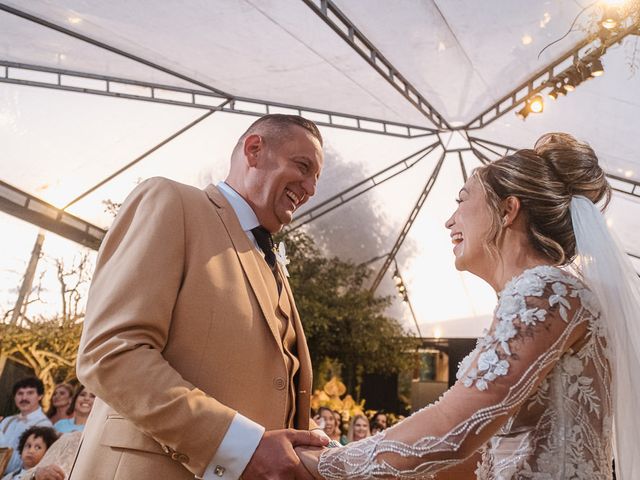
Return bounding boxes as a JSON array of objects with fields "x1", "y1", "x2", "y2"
[{"x1": 295, "y1": 446, "x2": 324, "y2": 479}]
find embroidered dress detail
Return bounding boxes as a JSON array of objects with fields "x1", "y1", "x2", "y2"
[{"x1": 317, "y1": 266, "x2": 613, "y2": 479}]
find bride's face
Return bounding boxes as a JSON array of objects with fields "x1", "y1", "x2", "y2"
[{"x1": 445, "y1": 177, "x2": 494, "y2": 276}]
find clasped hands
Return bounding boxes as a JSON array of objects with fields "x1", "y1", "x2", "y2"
[{"x1": 241, "y1": 428, "x2": 328, "y2": 479}]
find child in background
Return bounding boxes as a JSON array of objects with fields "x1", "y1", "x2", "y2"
[{"x1": 2, "y1": 426, "x2": 58, "y2": 480}]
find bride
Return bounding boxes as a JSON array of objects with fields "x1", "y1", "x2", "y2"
[{"x1": 297, "y1": 133, "x2": 640, "y2": 479}]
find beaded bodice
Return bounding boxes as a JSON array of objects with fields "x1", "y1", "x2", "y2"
[{"x1": 317, "y1": 266, "x2": 613, "y2": 479}]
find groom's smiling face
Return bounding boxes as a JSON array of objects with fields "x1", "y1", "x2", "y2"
[{"x1": 245, "y1": 125, "x2": 324, "y2": 233}]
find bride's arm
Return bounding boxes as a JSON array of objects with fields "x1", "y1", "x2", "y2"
[{"x1": 315, "y1": 271, "x2": 595, "y2": 479}]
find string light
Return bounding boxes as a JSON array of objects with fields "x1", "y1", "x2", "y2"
[{"x1": 392, "y1": 269, "x2": 409, "y2": 302}]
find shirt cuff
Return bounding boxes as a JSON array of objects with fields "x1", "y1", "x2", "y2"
[{"x1": 202, "y1": 413, "x2": 265, "y2": 480}]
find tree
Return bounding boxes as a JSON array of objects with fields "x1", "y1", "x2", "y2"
[
  {"x1": 0, "y1": 253, "x2": 91, "y2": 408},
  {"x1": 280, "y1": 231, "x2": 417, "y2": 396}
]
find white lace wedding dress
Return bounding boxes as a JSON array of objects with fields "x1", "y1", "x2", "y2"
[{"x1": 318, "y1": 266, "x2": 613, "y2": 479}]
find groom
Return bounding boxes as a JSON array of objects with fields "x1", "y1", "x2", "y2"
[{"x1": 70, "y1": 114, "x2": 326, "y2": 479}]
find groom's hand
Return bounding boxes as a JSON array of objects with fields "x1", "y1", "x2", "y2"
[{"x1": 242, "y1": 429, "x2": 328, "y2": 479}]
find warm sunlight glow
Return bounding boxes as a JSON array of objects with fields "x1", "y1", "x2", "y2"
[
  {"x1": 521, "y1": 35, "x2": 533, "y2": 45},
  {"x1": 433, "y1": 327, "x2": 442, "y2": 339}
]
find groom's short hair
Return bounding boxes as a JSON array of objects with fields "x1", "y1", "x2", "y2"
[{"x1": 233, "y1": 114, "x2": 323, "y2": 158}]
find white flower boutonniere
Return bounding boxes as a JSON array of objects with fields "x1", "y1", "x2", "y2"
[{"x1": 275, "y1": 241, "x2": 290, "y2": 277}]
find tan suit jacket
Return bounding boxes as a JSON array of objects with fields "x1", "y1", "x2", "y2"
[{"x1": 69, "y1": 178, "x2": 313, "y2": 479}]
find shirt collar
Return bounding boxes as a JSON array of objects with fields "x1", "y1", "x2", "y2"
[
  {"x1": 20, "y1": 407, "x2": 45, "y2": 421},
  {"x1": 216, "y1": 181, "x2": 260, "y2": 232}
]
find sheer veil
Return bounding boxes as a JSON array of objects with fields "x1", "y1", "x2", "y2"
[{"x1": 571, "y1": 195, "x2": 640, "y2": 480}]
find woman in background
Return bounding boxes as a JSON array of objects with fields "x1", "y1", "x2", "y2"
[
  {"x1": 346, "y1": 414, "x2": 370, "y2": 444},
  {"x1": 45, "y1": 384, "x2": 73, "y2": 425},
  {"x1": 53, "y1": 385, "x2": 95, "y2": 434}
]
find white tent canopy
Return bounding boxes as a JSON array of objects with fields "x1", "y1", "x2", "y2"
[{"x1": 1, "y1": 0, "x2": 639, "y2": 337}]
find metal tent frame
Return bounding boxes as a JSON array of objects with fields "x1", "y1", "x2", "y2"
[{"x1": 1, "y1": 0, "x2": 639, "y2": 300}]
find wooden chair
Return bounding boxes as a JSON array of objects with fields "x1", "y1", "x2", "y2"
[{"x1": 0, "y1": 447, "x2": 13, "y2": 476}]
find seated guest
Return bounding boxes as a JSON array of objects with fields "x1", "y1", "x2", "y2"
[
  {"x1": 370, "y1": 421, "x2": 383, "y2": 436},
  {"x1": 346, "y1": 414, "x2": 370, "y2": 443},
  {"x1": 22, "y1": 432, "x2": 80, "y2": 480},
  {"x1": 53, "y1": 386, "x2": 95, "y2": 434},
  {"x1": 370, "y1": 410, "x2": 388, "y2": 430},
  {"x1": 1, "y1": 426, "x2": 58, "y2": 480},
  {"x1": 45, "y1": 385, "x2": 73, "y2": 426},
  {"x1": 317, "y1": 407, "x2": 340, "y2": 443},
  {"x1": 0, "y1": 378, "x2": 52, "y2": 474},
  {"x1": 332, "y1": 410, "x2": 348, "y2": 445}
]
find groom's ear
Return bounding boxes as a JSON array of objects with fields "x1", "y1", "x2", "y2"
[
  {"x1": 243, "y1": 134, "x2": 263, "y2": 167},
  {"x1": 501, "y1": 196, "x2": 521, "y2": 227}
]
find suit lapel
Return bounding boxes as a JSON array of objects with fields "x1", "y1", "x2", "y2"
[
  {"x1": 204, "y1": 185, "x2": 283, "y2": 355},
  {"x1": 281, "y1": 275, "x2": 313, "y2": 428}
]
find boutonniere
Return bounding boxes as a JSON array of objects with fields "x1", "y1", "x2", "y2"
[{"x1": 274, "y1": 241, "x2": 290, "y2": 277}]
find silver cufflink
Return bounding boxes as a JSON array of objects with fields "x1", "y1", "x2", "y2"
[{"x1": 214, "y1": 465, "x2": 226, "y2": 477}]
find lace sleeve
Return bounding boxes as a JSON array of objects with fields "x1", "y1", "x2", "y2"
[{"x1": 318, "y1": 267, "x2": 596, "y2": 479}]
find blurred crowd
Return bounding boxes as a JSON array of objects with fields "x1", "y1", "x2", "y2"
[
  {"x1": 312, "y1": 406, "x2": 401, "y2": 446},
  {"x1": 0, "y1": 376, "x2": 400, "y2": 478},
  {"x1": 0, "y1": 378, "x2": 95, "y2": 479}
]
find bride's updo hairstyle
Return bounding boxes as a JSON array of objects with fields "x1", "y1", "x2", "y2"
[{"x1": 474, "y1": 132, "x2": 611, "y2": 265}]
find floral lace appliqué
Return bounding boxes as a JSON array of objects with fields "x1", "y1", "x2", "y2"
[{"x1": 460, "y1": 267, "x2": 578, "y2": 392}]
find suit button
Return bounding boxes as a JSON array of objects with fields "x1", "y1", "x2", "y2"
[
  {"x1": 177, "y1": 453, "x2": 189, "y2": 463},
  {"x1": 273, "y1": 377, "x2": 286, "y2": 390},
  {"x1": 170, "y1": 452, "x2": 189, "y2": 463}
]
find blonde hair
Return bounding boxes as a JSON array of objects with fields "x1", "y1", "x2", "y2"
[
  {"x1": 474, "y1": 133, "x2": 611, "y2": 265},
  {"x1": 347, "y1": 414, "x2": 371, "y2": 443}
]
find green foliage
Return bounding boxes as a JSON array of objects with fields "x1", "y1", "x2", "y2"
[{"x1": 280, "y1": 231, "x2": 417, "y2": 395}]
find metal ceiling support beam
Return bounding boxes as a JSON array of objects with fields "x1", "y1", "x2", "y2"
[
  {"x1": 62, "y1": 108, "x2": 221, "y2": 210},
  {"x1": 0, "y1": 180, "x2": 105, "y2": 250},
  {"x1": 0, "y1": 61, "x2": 436, "y2": 138},
  {"x1": 301, "y1": 0, "x2": 450, "y2": 130},
  {"x1": 607, "y1": 173, "x2": 640, "y2": 200},
  {"x1": 469, "y1": 147, "x2": 490, "y2": 166},
  {"x1": 285, "y1": 139, "x2": 442, "y2": 232},
  {"x1": 465, "y1": 18, "x2": 640, "y2": 130},
  {"x1": 468, "y1": 136, "x2": 518, "y2": 157},
  {"x1": 0, "y1": 3, "x2": 232, "y2": 97},
  {"x1": 458, "y1": 151, "x2": 468, "y2": 183},
  {"x1": 469, "y1": 136, "x2": 640, "y2": 200},
  {"x1": 370, "y1": 150, "x2": 447, "y2": 292}
]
